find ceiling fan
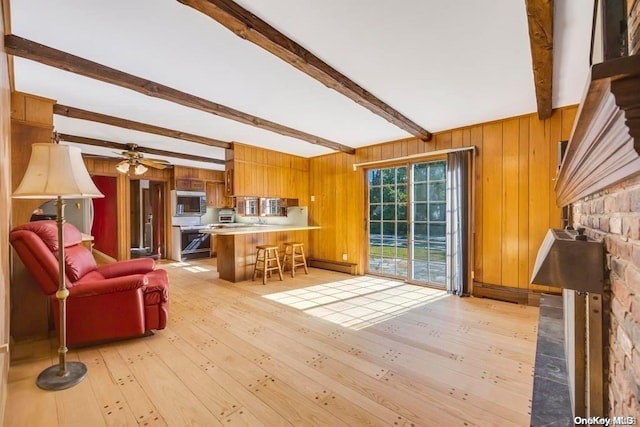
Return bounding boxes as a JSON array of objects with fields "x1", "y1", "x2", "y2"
[{"x1": 115, "y1": 144, "x2": 170, "y2": 175}]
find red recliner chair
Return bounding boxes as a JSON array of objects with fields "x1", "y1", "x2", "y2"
[{"x1": 10, "y1": 220, "x2": 169, "y2": 346}]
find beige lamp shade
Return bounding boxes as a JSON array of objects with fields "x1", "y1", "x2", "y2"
[{"x1": 12, "y1": 143, "x2": 104, "y2": 199}]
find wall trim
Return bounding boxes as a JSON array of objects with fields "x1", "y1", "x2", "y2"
[{"x1": 472, "y1": 281, "x2": 557, "y2": 306}]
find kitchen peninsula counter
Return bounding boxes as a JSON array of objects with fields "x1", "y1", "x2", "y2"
[{"x1": 203, "y1": 225, "x2": 319, "y2": 282}]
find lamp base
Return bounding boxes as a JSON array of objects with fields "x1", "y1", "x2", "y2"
[{"x1": 36, "y1": 361, "x2": 87, "y2": 391}]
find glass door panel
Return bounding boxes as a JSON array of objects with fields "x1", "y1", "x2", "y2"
[
  {"x1": 368, "y1": 166, "x2": 407, "y2": 279},
  {"x1": 410, "y1": 161, "x2": 446, "y2": 286}
]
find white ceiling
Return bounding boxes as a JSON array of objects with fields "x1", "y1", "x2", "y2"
[{"x1": 9, "y1": 0, "x2": 593, "y2": 170}]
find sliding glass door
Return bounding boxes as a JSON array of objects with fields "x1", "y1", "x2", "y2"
[{"x1": 367, "y1": 160, "x2": 447, "y2": 287}]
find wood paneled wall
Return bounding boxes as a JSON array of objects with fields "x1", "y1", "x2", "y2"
[
  {"x1": 309, "y1": 152, "x2": 364, "y2": 271},
  {"x1": 8, "y1": 92, "x2": 55, "y2": 341},
  {"x1": 173, "y1": 165, "x2": 223, "y2": 183},
  {"x1": 230, "y1": 143, "x2": 309, "y2": 202},
  {"x1": 309, "y1": 107, "x2": 577, "y2": 292},
  {"x1": 0, "y1": 6, "x2": 11, "y2": 418}
]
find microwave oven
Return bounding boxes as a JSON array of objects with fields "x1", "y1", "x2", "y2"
[{"x1": 172, "y1": 190, "x2": 206, "y2": 216}]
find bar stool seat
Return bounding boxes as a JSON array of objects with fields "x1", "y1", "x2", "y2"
[
  {"x1": 252, "y1": 245, "x2": 283, "y2": 285},
  {"x1": 282, "y1": 242, "x2": 309, "y2": 278}
]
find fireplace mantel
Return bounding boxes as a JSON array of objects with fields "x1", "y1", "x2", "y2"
[{"x1": 555, "y1": 54, "x2": 640, "y2": 207}]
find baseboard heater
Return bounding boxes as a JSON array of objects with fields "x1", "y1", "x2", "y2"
[{"x1": 307, "y1": 258, "x2": 357, "y2": 275}]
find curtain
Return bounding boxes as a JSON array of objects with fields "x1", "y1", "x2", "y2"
[{"x1": 445, "y1": 150, "x2": 472, "y2": 296}]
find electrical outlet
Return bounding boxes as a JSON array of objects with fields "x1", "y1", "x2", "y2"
[
  {"x1": 342, "y1": 253, "x2": 348, "y2": 261},
  {"x1": 311, "y1": 195, "x2": 315, "y2": 202}
]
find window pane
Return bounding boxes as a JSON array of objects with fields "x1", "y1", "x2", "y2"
[
  {"x1": 429, "y1": 223, "x2": 446, "y2": 240},
  {"x1": 383, "y1": 169, "x2": 395, "y2": 185},
  {"x1": 414, "y1": 203, "x2": 428, "y2": 221},
  {"x1": 429, "y1": 182, "x2": 445, "y2": 201},
  {"x1": 370, "y1": 187, "x2": 381, "y2": 203},
  {"x1": 397, "y1": 222, "x2": 407, "y2": 240},
  {"x1": 429, "y1": 162, "x2": 446, "y2": 180},
  {"x1": 368, "y1": 170, "x2": 381, "y2": 186},
  {"x1": 382, "y1": 186, "x2": 396, "y2": 203},
  {"x1": 397, "y1": 167, "x2": 407, "y2": 184},
  {"x1": 429, "y1": 203, "x2": 446, "y2": 221},
  {"x1": 370, "y1": 205, "x2": 381, "y2": 221},
  {"x1": 414, "y1": 164, "x2": 427, "y2": 182},
  {"x1": 369, "y1": 221, "x2": 381, "y2": 237},
  {"x1": 397, "y1": 184, "x2": 407, "y2": 203},
  {"x1": 382, "y1": 204, "x2": 396, "y2": 221},
  {"x1": 414, "y1": 183, "x2": 427, "y2": 202},
  {"x1": 413, "y1": 223, "x2": 427, "y2": 240},
  {"x1": 397, "y1": 204, "x2": 407, "y2": 221},
  {"x1": 383, "y1": 221, "x2": 395, "y2": 237}
]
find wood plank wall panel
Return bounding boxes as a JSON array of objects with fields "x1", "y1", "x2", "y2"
[
  {"x1": 502, "y1": 119, "x2": 520, "y2": 287},
  {"x1": 518, "y1": 118, "x2": 530, "y2": 289},
  {"x1": 482, "y1": 122, "x2": 504, "y2": 285},
  {"x1": 0, "y1": 14, "x2": 10, "y2": 419},
  {"x1": 309, "y1": 107, "x2": 577, "y2": 291}
]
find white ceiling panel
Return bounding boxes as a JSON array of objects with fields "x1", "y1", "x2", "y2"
[{"x1": 9, "y1": 0, "x2": 593, "y2": 163}]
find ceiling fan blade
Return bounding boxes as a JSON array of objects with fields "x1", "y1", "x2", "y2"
[{"x1": 139, "y1": 158, "x2": 167, "y2": 169}]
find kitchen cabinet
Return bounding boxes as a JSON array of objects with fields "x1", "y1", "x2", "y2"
[
  {"x1": 206, "y1": 182, "x2": 231, "y2": 208},
  {"x1": 175, "y1": 178, "x2": 205, "y2": 192}
]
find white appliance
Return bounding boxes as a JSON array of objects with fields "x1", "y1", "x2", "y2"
[
  {"x1": 171, "y1": 190, "x2": 206, "y2": 216},
  {"x1": 39, "y1": 198, "x2": 94, "y2": 234},
  {"x1": 218, "y1": 208, "x2": 235, "y2": 223}
]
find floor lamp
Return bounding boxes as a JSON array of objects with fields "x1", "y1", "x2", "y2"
[{"x1": 12, "y1": 143, "x2": 104, "y2": 390}]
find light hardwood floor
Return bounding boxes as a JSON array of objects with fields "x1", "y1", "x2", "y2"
[{"x1": 4, "y1": 258, "x2": 539, "y2": 426}]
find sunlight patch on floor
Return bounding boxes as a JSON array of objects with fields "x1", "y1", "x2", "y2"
[
  {"x1": 263, "y1": 276, "x2": 447, "y2": 330},
  {"x1": 165, "y1": 261, "x2": 212, "y2": 272}
]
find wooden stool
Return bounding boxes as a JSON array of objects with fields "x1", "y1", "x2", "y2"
[
  {"x1": 252, "y1": 245, "x2": 283, "y2": 285},
  {"x1": 282, "y1": 242, "x2": 309, "y2": 277}
]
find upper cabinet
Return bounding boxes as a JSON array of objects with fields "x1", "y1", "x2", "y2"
[
  {"x1": 226, "y1": 143, "x2": 309, "y2": 203},
  {"x1": 175, "y1": 178, "x2": 205, "y2": 192},
  {"x1": 206, "y1": 182, "x2": 231, "y2": 208}
]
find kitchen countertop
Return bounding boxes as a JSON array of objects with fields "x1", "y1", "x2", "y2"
[{"x1": 199, "y1": 225, "x2": 320, "y2": 235}]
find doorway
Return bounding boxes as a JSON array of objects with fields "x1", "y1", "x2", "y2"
[
  {"x1": 130, "y1": 179, "x2": 166, "y2": 259},
  {"x1": 366, "y1": 160, "x2": 447, "y2": 287}
]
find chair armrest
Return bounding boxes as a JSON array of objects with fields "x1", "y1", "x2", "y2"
[
  {"x1": 97, "y1": 258, "x2": 155, "y2": 278},
  {"x1": 69, "y1": 275, "x2": 147, "y2": 298}
]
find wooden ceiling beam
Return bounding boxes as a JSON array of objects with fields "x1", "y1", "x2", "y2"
[
  {"x1": 5, "y1": 34, "x2": 355, "y2": 154},
  {"x1": 54, "y1": 104, "x2": 231, "y2": 149},
  {"x1": 525, "y1": 0, "x2": 554, "y2": 120},
  {"x1": 177, "y1": 0, "x2": 432, "y2": 141},
  {"x1": 58, "y1": 133, "x2": 225, "y2": 165}
]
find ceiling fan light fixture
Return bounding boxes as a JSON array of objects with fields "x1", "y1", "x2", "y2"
[
  {"x1": 134, "y1": 164, "x2": 148, "y2": 175},
  {"x1": 115, "y1": 162, "x2": 130, "y2": 174}
]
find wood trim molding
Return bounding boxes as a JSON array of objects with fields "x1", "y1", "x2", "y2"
[
  {"x1": 555, "y1": 55, "x2": 640, "y2": 206},
  {"x1": 54, "y1": 104, "x2": 231, "y2": 149},
  {"x1": 472, "y1": 282, "x2": 551, "y2": 306},
  {"x1": 525, "y1": 0, "x2": 554, "y2": 120},
  {"x1": 58, "y1": 133, "x2": 225, "y2": 165},
  {"x1": 178, "y1": 0, "x2": 432, "y2": 141},
  {"x1": 4, "y1": 34, "x2": 355, "y2": 154}
]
